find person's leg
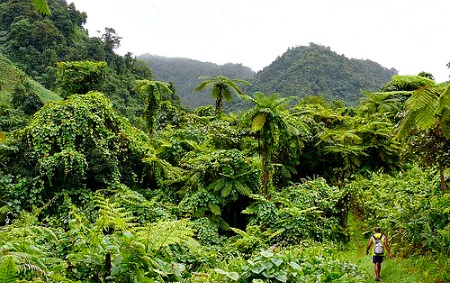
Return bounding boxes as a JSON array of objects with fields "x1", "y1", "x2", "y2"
[{"x1": 375, "y1": 262, "x2": 381, "y2": 280}]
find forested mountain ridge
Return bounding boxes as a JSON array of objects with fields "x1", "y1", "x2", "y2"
[
  {"x1": 138, "y1": 54, "x2": 255, "y2": 109},
  {"x1": 139, "y1": 43, "x2": 398, "y2": 109},
  {"x1": 248, "y1": 43, "x2": 398, "y2": 105}
]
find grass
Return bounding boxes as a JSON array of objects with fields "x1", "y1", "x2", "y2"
[
  {"x1": 0, "y1": 52, "x2": 61, "y2": 105},
  {"x1": 337, "y1": 213, "x2": 448, "y2": 283}
]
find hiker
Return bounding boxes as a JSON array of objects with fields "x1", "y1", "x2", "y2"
[{"x1": 365, "y1": 227, "x2": 392, "y2": 281}]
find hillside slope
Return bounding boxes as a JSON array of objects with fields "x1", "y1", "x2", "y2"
[
  {"x1": 0, "y1": 52, "x2": 61, "y2": 132},
  {"x1": 249, "y1": 43, "x2": 398, "y2": 105},
  {"x1": 0, "y1": 52, "x2": 60, "y2": 104},
  {"x1": 138, "y1": 54, "x2": 255, "y2": 109}
]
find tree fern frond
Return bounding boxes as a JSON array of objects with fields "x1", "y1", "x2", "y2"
[
  {"x1": 222, "y1": 88, "x2": 233, "y2": 102},
  {"x1": 437, "y1": 84, "x2": 450, "y2": 113},
  {"x1": 136, "y1": 219, "x2": 197, "y2": 253},
  {"x1": 234, "y1": 181, "x2": 252, "y2": 196},
  {"x1": 208, "y1": 203, "x2": 222, "y2": 216},
  {"x1": 220, "y1": 183, "x2": 232, "y2": 198},
  {"x1": 0, "y1": 256, "x2": 18, "y2": 283},
  {"x1": 440, "y1": 110, "x2": 450, "y2": 139},
  {"x1": 94, "y1": 193, "x2": 136, "y2": 231},
  {"x1": 193, "y1": 81, "x2": 210, "y2": 92},
  {"x1": 32, "y1": 0, "x2": 51, "y2": 15},
  {"x1": 252, "y1": 113, "x2": 266, "y2": 132},
  {"x1": 405, "y1": 88, "x2": 439, "y2": 129}
]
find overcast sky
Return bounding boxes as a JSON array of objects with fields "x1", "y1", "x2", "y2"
[{"x1": 69, "y1": 0, "x2": 450, "y2": 82}]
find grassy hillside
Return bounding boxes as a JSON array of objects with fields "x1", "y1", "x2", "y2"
[
  {"x1": 0, "y1": 52, "x2": 61, "y2": 104},
  {"x1": 0, "y1": 52, "x2": 61, "y2": 132}
]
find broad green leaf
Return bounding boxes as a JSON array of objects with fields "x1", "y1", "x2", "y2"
[{"x1": 252, "y1": 113, "x2": 267, "y2": 132}]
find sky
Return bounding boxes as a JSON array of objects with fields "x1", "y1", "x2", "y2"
[{"x1": 69, "y1": 0, "x2": 450, "y2": 82}]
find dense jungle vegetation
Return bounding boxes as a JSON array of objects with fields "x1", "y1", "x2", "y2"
[{"x1": 0, "y1": 0, "x2": 450, "y2": 282}]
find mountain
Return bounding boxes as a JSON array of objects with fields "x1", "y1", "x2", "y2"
[
  {"x1": 140, "y1": 43, "x2": 398, "y2": 110},
  {"x1": 249, "y1": 43, "x2": 398, "y2": 105},
  {"x1": 137, "y1": 54, "x2": 255, "y2": 109}
]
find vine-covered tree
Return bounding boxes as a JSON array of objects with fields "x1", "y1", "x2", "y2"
[
  {"x1": 0, "y1": 92, "x2": 155, "y2": 214},
  {"x1": 55, "y1": 61, "x2": 108, "y2": 97}
]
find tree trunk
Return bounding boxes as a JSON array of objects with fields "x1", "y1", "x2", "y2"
[
  {"x1": 261, "y1": 143, "x2": 269, "y2": 196},
  {"x1": 439, "y1": 164, "x2": 446, "y2": 193},
  {"x1": 104, "y1": 252, "x2": 111, "y2": 282},
  {"x1": 215, "y1": 91, "x2": 222, "y2": 115}
]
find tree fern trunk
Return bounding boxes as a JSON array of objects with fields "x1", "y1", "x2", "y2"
[
  {"x1": 262, "y1": 144, "x2": 269, "y2": 196},
  {"x1": 439, "y1": 164, "x2": 446, "y2": 193},
  {"x1": 104, "y1": 252, "x2": 111, "y2": 282}
]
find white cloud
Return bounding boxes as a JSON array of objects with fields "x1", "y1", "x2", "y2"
[{"x1": 70, "y1": 0, "x2": 450, "y2": 82}]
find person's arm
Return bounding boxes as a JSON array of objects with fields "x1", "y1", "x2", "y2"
[
  {"x1": 383, "y1": 235, "x2": 393, "y2": 258},
  {"x1": 366, "y1": 237, "x2": 373, "y2": 255}
]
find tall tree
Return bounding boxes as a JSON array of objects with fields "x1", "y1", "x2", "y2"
[
  {"x1": 193, "y1": 76, "x2": 250, "y2": 115},
  {"x1": 241, "y1": 92, "x2": 308, "y2": 195},
  {"x1": 133, "y1": 80, "x2": 173, "y2": 137},
  {"x1": 396, "y1": 83, "x2": 450, "y2": 192},
  {"x1": 101, "y1": 27, "x2": 122, "y2": 52}
]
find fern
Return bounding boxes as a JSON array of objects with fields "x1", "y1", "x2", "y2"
[
  {"x1": 208, "y1": 203, "x2": 222, "y2": 216},
  {"x1": 135, "y1": 219, "x2": 198, "y2": 254},
  {"x1": 0, "y1": 256, "x2": 18, "y2": 283},
  {"x1": 94, "y1": 191, "x2": 136, "y2": 232}
]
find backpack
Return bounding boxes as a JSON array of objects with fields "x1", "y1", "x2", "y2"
[{"x1": 373, "y1": 234, "x2": 384, "y2": 256}]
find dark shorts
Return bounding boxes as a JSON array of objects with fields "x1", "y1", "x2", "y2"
[{"x1": 372, "y1": 256, "x2": 384, "y2": 264}]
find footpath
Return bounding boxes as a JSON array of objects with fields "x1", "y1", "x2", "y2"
[{"x1": 338, "y1": 214, "x2": 430, "y2": 283}]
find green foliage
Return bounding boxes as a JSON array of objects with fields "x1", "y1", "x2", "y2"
[
  {"x1": 0, "y1": 256, "x2": 18, "y2": 283},
  {"x1": 177, "y1": 148, "x2": 259, "y2": 228},
  {"x1": 0, "y1": 91, "x2": 155, "y2": 213},
  {"x1": 248, "y1": 43, "x2": 397, "y2": 106},
  {"x1": 241, "y1": 91, "x2": 309, "y2": 194},
  {"x1": 347, "y1": 166, "x2": 450, "y2": 257},
  {"x1": 380, "y1": 75, "x2": 436, "y2": 92},
  {"x1": 194, "y1": 76, "x2": 250, "y2": 115},
  {"x1": 132, "y1": 79, "x2": 173, "y2": 136},
  {"x1": 242, "y1": 178, "x2": 346, "y2": 246},
  {"x1": 214, "y1": 245, "x2": 366, "y2": 283},
  {"x1": 32, "y1": 0, "x2": 51, "y2": 15},
  {"x1": 138, "y1": 54, "x2": 255, "y2": 109},
  {"x1": 56, "y1": 61, "x2": 108, "y2": 97}
]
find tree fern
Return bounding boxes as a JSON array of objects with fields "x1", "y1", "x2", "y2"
[
  {"x1": 32, "y1": 0, "x2": 51, "y2": 15},
  {"x1": 0, "y1": 256, "x2": 18, "y2": 283}
]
